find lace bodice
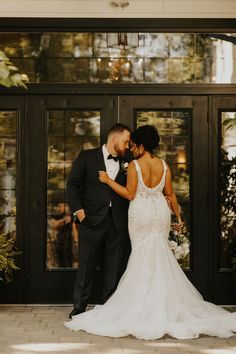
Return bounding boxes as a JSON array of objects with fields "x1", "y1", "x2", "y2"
[
  {"x1": 128, "y1": 159, "x2": 170, "y2": 240},
  {"x1": 133, "y1": 159, "x2": 167, "y2": 199}
]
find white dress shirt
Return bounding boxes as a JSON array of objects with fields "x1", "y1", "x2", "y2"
[{"x1": 102, "y1": 144, "x2": 120, "y2": 180}]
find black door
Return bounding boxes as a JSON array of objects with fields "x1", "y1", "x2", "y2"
[
  {"x1": 27, "y1": 95, "x2": 117, "y2": 303},
  {"x1": 0, "y1": 96, "x2": 26, "y2": 303},
  {"x1": 1, "y1": 93, "x2": 235, "y2": 305},
  {"x1": 209, "y1": 96, "x2": 236, "y2": 304},
  {"x1": 119, "y1": 95, "x2": 210, "y2": 299}
]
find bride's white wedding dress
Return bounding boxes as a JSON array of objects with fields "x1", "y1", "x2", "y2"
[{"x1": 65, "y1": 160, "x2": 236, "y2": 339}]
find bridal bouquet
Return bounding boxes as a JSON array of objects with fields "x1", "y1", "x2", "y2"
[{"x1": 168, "y1": 227, "x2": 190, "y2": 261}]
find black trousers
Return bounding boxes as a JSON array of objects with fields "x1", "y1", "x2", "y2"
[{"x1": 73, "y1": 208, "x2": 127, "y2": 309}]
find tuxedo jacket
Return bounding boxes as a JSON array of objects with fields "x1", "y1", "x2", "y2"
[{"x1": 66, "y1": 147, "x2": 132, "y2": 230}]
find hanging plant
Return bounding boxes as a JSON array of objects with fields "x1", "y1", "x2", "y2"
[
  {"x1": 0, "y1": 232, "x2": 21, "y2": 283},
  {"x1": 220, "y1": 114, "x2": 236, "y2": 275},
  {"x1": 0, "y1": 50, "x2": 28, "y2": 88}
]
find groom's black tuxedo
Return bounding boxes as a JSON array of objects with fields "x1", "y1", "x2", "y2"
[
  {"x1": 67, "y1": 147, "x2": 130, "y2": 230},
  {"x1": 67, "y1": 146, "x2": 132, "y2": 310}
]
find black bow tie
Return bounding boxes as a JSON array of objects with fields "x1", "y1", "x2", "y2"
[{"x1": 107, "y1": 154, "x2": 119, "y2": 162}]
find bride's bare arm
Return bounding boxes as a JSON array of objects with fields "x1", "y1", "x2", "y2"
[
  {"x1": 99, "y1": 162, "x2": 138, "y2": 201},
  {"x1": 163, "y1": 165, "x2": 182, "y2": 224}
]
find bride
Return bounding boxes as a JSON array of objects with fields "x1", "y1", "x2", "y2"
[{"x1": 65, "y1": 125, "x2": 236, "y2": 340}]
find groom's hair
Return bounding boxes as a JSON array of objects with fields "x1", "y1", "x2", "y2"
[{"x1": 108, "y1": 123, "x2": 131, "y2": 136}]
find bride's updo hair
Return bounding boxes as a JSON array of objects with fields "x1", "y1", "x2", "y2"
[{"x1": 131, "y1": 125, "x2": 160, "y2": 155}]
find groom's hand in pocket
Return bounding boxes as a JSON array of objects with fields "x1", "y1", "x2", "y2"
[{"x1": 76, "y1": 209, "x2": 86, "y2": 223}]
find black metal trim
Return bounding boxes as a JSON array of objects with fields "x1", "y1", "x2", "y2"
[
  {"x1": 1, "y1": 84, "x2": 236, "y2": 96},
  {"x1": 0, "y1": 18, "x2": 236, "y2": 32}
]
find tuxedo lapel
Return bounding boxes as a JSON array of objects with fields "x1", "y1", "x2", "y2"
[
  {"x1": 96, "y1": 147, "x2": 109, "y2": 189},
  {"x1": 96, "y1": 147, "x2": 106, "y2": 172},
  {"x1": 114, "y1": 158, "x2": 122, "y2": 181}
]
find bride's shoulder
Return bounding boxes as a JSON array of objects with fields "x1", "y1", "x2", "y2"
[
  {"x1": 128, "y1": 160, "x2": 137, "y2": 169},
  {"x1": 155, "y1": 158, "x2": 170, "y2": 172}
]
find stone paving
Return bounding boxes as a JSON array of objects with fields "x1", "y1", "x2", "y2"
[{"x1": 0, "y1": 306, "x2": 236, "y2": 354}]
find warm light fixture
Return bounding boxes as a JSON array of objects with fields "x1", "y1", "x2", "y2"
[
  {"x1": 110, "y1": 0, "x2": 130, "y2": 8},
  {"x1": 120, "y1": 0, "x2": 129, "y2": 7},
  {"x1": 110, "y1": 0, "x2": 119, "y2": 7},
  {"x1": 107, "y1": 33, "x2": 139, "y2": 49}
]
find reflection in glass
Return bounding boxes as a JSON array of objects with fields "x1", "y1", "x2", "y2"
[
  {"x1": 0, "y1": 111, "x2": 17, "y2": 239},
  {"x1": 136, "y1": 111, "x2": 191, "y2": 269},
  {"x1": 107, "y1": 33, "x2": 139, "y2": 50},
  {"x1": 1, "y1": 32, "x2": 236, "y2": 83},
  {"x1": 220, "y1": 112, "x2": 236, "y2": 270},
  {"x1": 47, "y1": 111, "x2": 100, "y2": 269}
]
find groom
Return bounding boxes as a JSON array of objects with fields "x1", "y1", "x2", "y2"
[{"x1": 67, "y1": 123, "x2": 132, "y2": 318}]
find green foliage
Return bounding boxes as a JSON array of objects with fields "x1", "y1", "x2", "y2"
[
  {"x1": 0, "y1": 233, "x2": 21, "y2": 283},
  {"x1": 220, "y1": 151, "x2": 236, "y2": 236},
  {"x1": 222, "y1": 113, "x2": 236, "y2": 131},
  {"x1": 220, "y1": 113, "x2": 236, "y2": 274},
  {"x1": 0, "y1": 50, "x2": 27, "y2": 89}
]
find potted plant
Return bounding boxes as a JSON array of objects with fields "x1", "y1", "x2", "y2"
[
  {"x1": 0, "y1": 49, "x2": 26, "y2": 282},
  {"x1": 0, "y1": 232, "x2": 21, "y2": 283}
]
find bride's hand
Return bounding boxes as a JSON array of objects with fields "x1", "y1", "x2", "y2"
[
  {"x1": 98, "y1": 171, "x2": 110, "y2": 184},
  {"x1": 172, "y1": 221, "x2": 184, "y2": 233}
]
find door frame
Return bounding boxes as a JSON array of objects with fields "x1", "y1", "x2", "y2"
[
  {"x1": 0, "y1": 96, "x2": 26, "y2": 303},
  {"x1": 119, "y1": 95, "x2": 210, "y2": 297},
  {"x1": 1, "y1": 90, "x2": 236, "y2": 304},
  {"x1": 27, "y1": 95, "x2": 118, "y2": 303},
  {"x1": 209, "y1": 96, "x2": 236, "y2": 304}
]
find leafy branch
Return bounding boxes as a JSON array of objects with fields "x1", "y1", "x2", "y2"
[
  {"x1": 0, "y1": 233, "x2": 21, "y2": 283},
  {"x1": 0, "y1": 50, "x2": 28, "y2": 88}
]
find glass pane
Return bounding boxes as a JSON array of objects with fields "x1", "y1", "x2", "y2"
[
  {"x1": 46, "y1": 110, "x2": 100, "y2": 269},
  {"x1": 0, "y1": 111, "x2": 17, "y2": 135},
  {"x1": 43, "y1": 33, "x2": 93, "y2": 58},
  {"x1": 144, "y1": 59, "x2": 167, "y2": 83},
  {"x1": 1, "y1": 31, "x2": 236, "y2": 83},
  {"x1": 220, "y1": 112, "x2": 236, "y2": 270},
  {"x1": 65, "y1": 111, "x2": 100, "y2": 137},
  {"x1": 44, "y1": 59, "x2": 90, "y2": 82},
  {"x1": 136, "y1": 111, "x2": 191, "y2": 269},
  {"x1": 0, "y1": 33, "x2": 41, "y2": 58},
  {"x1": 0, "y1": 111, "x2": 17, "y2": 236}
]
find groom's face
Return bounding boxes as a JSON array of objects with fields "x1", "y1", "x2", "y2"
[{"x1": 114, "y1": 130, "x2": 130, "y2": 156}]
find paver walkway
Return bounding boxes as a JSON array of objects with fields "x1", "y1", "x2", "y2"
[{"x1": 0, "y1": 306, "x2": 236, "y2": 354}]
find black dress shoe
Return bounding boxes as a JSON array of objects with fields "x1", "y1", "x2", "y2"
[{"x1": 69, "y1": 307, "x2": 86, "y2": 319}]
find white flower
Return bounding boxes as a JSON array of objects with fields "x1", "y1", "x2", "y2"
[
  {"x1": 182, "y1": 242, "x2": 189, "y2": 250},
  {"x1": 120, "y1": 161, "x2": 129, "y2": 173},
  {"x1": 174, "y1": 249, "x2": 182, "y2": 260},
  {"x1": 168, "y1": 240, "x2": 177, "y2": 250},
  {"x1": 183, "y1": 248, "x2": 190, "y2": 257},
  {"x1": 168, "y1": 228, "x2": 190, "y2": 261}
]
